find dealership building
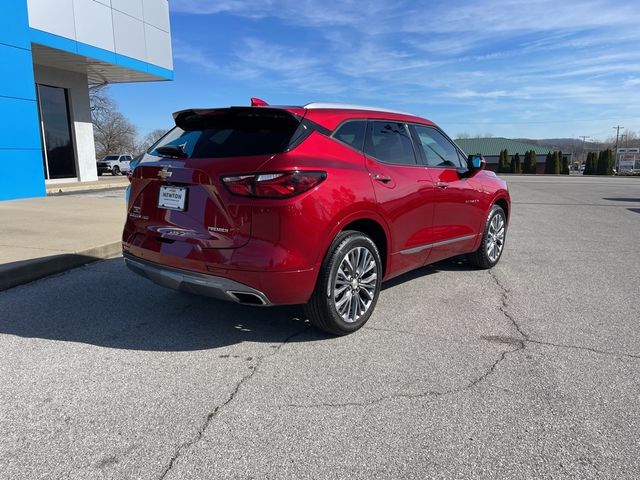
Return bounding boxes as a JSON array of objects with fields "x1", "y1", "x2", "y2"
[{"x1": 1, "y1": 0, "x2": 173, "y2": 201}]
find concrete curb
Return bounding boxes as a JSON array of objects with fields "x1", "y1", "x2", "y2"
[
  {"x1": 46, "y1": 178, "x2": 129, "y2": 194},
  {"x1": 0, "y1": 242, "x2": 122, "y2": 292}
]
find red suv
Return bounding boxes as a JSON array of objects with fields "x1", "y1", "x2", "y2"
[{"x1": 123, "y1": 100, "x2": 510, "y2": 335}]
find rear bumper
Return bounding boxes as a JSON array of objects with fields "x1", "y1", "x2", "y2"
[{"x1": 124, "y1": 253, "x2": 271, "y2": 305}]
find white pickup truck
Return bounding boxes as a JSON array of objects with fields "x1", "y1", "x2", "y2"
[{"x1": 97, "y1": 154, "x2": 133, "y2": 176}]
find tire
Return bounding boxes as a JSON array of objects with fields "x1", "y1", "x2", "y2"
[
  {"x1": 304, "y1": 231, "x2": 382, "y2": 335},
  {"x1": 112, "y1": 166, "x2": 121, "y2": 176},
  {"x1": 468, "y1": 204, "x2": 507, "y2": 269}
]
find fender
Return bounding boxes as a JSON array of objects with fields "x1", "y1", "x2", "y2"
[
  {"x1": 470, "y1": 190, "x2": 511, "y2": 252},
  {"x1": 314, "y1": 209, "x2": 393, "y2": 276}
]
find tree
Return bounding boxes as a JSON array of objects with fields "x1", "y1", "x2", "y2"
[
  {"x1": 90, "y1": 85, "x2": 137, "y2": 158},
  {"x1": 510, "y1": 153, "x2": 521, "y2": 173},
  {"x1": 597, "y1": 149, "x2": 614, "y2": 175},
  {"x1": 137, "y1": 128, "x2": 169, "y2": 154},
  {"x1": 498, "y1": 149, "x2": 510, "y2": 173},
  {"x1": 544, "y1": 151, "x2": 553, "y2": 174},
  {"x1": 529, "y1": 150, "x2": 537, "y2": 174},
  {"x1": 583, "y1": 152, "x2": 593, "y2": 175},
  {"x1": 552, "y1": 151, "x2": 561, "y2": 174},
  {"x1": 455, "y1": 132, "x2": 471, "y2": 139},
  {"x1": 588, "y1": 151, "x2": 598, "y2": 175},
  {"x1": 561, "y1": 155, "x2": 569, "y2": 175},
  {"x1": 523, "y1": 151, "x2": 531, "y2": 174}
]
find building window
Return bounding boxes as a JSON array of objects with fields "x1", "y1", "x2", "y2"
[{"x1": 37, "y1": 84, "x2": 77, "y2": 179}]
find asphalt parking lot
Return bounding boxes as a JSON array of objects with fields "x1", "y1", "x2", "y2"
[{"x1": 1, "y1": 175, "x2": 639, "y2": 479}]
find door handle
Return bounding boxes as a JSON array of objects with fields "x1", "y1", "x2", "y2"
[
  {"x1": 435, "y1": 181, "x2": 449, "y2": 189},
  {"x1": 373, "y1": 174, "x2": 392, "y2": 184}
]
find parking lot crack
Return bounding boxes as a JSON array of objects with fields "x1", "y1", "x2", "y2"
[
  {"x1": 282, "y1": 390, "x2": 444, "y2": 409},
  {"x1": 488, "y1": 269, "x2": 529, "y2": 345},
  {"x1": 488, "y1": 270, "x2": 640, "y2": 360},
  {"x1": 157, "y1": 327, "x2": 308, "y2": 480},
  {"x1": 527, "y1": 339, "x2": 640, "y2": 360}
]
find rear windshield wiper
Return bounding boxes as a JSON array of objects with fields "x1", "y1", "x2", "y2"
[{"x1": 155, "y1": 145, "x2": 187, "y2": 159}]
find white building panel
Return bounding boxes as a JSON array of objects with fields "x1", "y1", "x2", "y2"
[
  {"x1": 27, "y1": 0, "x2": 76, "y2": 39},
  {"x1": 73, "y1": 0, "x2": 115, "y2": 52},
  {"x1": 28, "y1": 0, "x2": 171, "y2": 70},
  {"x1": 145, "y1": 24, "x2": 173, "y2": 69},
  {"x1": 143, "y1": 0, "x2": 170, "y2": 32},
  {"x1": 113, "y1": 11, "x2": 146, "y2": 60},
  {"x1": 111, "y1": 0, "x2": 143, "y2": 20}
]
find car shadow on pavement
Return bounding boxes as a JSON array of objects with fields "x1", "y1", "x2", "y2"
[
  {"x1": 0, "y1": 258, "x2": 332, "y2": 352},
  {"x1": 1, "y1": 257, "x2": 479, "y2": 352},
  {"x1": 602, "y1": 197, "x2": 640, "y2": 203},
  {"x1": 381, "y1": 256, "x2": 477, "y2": 291},
  {"x1": 628, "y1": 208, "x2": 640, "y2": 214}
]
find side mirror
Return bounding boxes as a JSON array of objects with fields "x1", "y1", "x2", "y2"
[{"x1": 467, "y1": 153, "x2": 485, "y2": 171}]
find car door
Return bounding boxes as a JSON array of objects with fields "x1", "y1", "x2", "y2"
[
  {"x1": 409, "y1": 125, "x2": 485, "y2": 263},
  {"x1": 121, "y1": 155, "x2": 132, "y2": 172},
  {"x1": 362, "y1": 120, "x2": 436, "y2": 276}
]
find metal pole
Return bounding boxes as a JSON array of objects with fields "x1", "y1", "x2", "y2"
[
  {"x1": 613, "y1": 126, "x2": 623, "y2": 171},
  {"x1": 579, "y1": 136, "x2": 589, "y2": 167}
]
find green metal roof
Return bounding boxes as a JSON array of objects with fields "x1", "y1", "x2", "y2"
[{"x1": 454, "y1": 137, "x2": 551, "y2": 156}]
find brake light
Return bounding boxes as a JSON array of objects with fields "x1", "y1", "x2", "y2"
[{"x1": 222, "y1": 171, "x2": 326, "y2": 198}]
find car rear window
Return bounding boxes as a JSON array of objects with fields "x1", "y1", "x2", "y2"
[{"x1": 150, "y1": 109, "x2": 302, "y2": 159}]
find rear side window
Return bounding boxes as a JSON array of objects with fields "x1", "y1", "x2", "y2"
[
  {"x1": 332, "y1": 121, "x2": 366, "y2": 150},
  {"x1": 412, "y1": 125, "x2": 465, "y2": 168},
  {"x1": 150, "y1": 110, "x2": 301, "y2": 159},
  {"x1": 364, "y1": 121, "x2": 417, "y2": 165}
]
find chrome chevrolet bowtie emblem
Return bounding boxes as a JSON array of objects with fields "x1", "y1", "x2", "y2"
[{"x1": 157, "y1": 167, "x2": 172, "y2": 180}]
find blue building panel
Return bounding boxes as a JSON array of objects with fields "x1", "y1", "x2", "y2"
[
  {"x1": 76, "y1": 42, "x2": 117, "y2": 65},
  {"x1": 0, "y1": 97, "x2": 42, "y2": 150},
  {"x1": 0, "y1": 1, "x2": 30, "y2": 51},
  {"x1": 0, "y1": 0, "x2": 45, "y2": 200},
  {"x1": 0, "y1": 44, "x2": 37, "y2": 101},
  {"x1": 0, "y1": 150, "x2": 46, "y2": 201},
  {"x1": 29, "y1": 28, "x2": 79, "y2": 55},
  {"x1": 146, "y1": 63, "x2": 174, "y2": 81}
]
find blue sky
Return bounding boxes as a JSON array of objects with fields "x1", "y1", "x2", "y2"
[{"x1": 110, "y1": 0, "x2": 640, "y2": 141}]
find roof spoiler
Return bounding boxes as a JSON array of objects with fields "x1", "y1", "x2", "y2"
[{"x1": 172, "y1": 105, "x2": 301, "y2": 131}]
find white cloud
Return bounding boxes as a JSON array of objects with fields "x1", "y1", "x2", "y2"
[{"x1": 167, "y1": 0, "x2": 640, "y2": 136}]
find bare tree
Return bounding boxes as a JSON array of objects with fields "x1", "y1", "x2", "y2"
[
  {"x1": 137, "y1": 128, "x2": 169, "y2": 155},
  {"x1": 89, "y1": 85, "x2": 138, "y2": 158},
  {"x1": 605, "y1": 129, "x2": 639, "y2": 148},
  {"x1": 455, "y1": 132, "x2": 471, "y2": 139}
]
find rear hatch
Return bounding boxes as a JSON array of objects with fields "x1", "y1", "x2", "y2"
[{"x1": 125, "y1": 107, "x2": 306, "y2": 250}]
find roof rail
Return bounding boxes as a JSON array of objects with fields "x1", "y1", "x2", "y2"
[{"x1": 303, "y1": 102, "x2": 415, "y2": 116}]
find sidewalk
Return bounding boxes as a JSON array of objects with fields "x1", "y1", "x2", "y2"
[
  {"x1": 0, "y1": 192, "x2": 126, "y2": 291},
  {"x1": 46, "y1": 176, "x2": 129, "y2": 194}
]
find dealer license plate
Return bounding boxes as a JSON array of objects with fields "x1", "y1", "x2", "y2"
[{"x1": 158, "y1": 186, "x2": 187, "y2": 211}]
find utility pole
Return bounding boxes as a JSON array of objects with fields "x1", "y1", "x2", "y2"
[
  {"x1": 613, "y1": 126, "x2": 624, "y2": 171},
  {"x1": 579, "y1": 135, "x2": 589, "y2": 165}
]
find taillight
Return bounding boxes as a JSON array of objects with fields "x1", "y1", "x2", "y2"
[{"x1": 222, "y1": 171, "x2": 326, "y2": 198}]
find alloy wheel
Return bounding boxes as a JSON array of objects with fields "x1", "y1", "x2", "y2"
[
  {"x1": 486, "y1": 212, "x2": 505, "y2": 263},
  {"x1": 332, "y1": 246, "x2": 378, "y2": 323}
]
